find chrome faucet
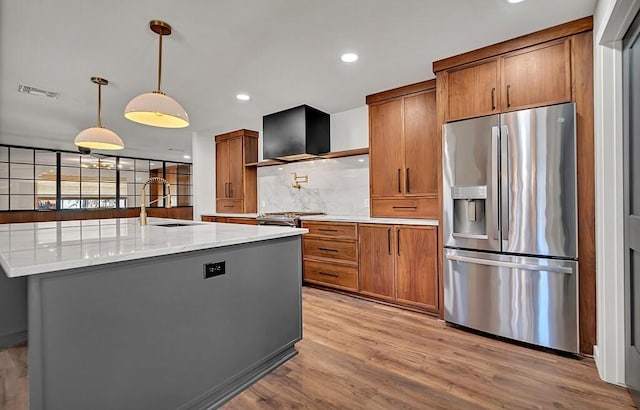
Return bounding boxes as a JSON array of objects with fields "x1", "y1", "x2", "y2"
[{"x1": 140, "y1": 177, "x2": 172, "y2": 226}]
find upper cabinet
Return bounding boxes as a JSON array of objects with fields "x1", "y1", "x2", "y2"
[
  {"x1": 447, "y1": 59, "x2": 499, "y2": 121},
  {"x1": 214, "y1": 129, "x2": 258, "y2": 213},
  {"x1": 442, "y1": 38, "x2": 572, "y2": 122},
  {"x1": 501, "y1": 39, "x2": 572, "y2": 112},
  {"x1": 366, "y1": 80, "x2": 438, "y2": 219}
]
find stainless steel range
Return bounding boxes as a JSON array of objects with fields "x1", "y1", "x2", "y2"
[{"x1": 256, "y1": 211, "x2": 325, "y2": 227}]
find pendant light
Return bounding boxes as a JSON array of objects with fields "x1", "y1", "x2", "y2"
[
  {"x1": 124, "y1": 20, "x2": 189, "y2": 128},
  {"x1": 74, "y1": 77, "x2": 125, "y2": 150}
]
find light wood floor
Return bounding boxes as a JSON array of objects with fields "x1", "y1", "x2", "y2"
[{"x1": 0, "y1": 287, "x2": 635, "y2": 409}]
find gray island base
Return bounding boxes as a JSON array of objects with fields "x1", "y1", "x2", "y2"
[{"x1": 27, "y1": 235, "x2": 302, "y2": 409}]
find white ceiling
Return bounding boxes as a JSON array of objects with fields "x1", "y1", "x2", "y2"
[{"x1": 0, "y1": 0, "x2": 596, "y2": 162}]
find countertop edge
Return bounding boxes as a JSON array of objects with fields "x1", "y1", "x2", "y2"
[{"x1": 1, "y1": 220, "x2": 307, "y2": 278}]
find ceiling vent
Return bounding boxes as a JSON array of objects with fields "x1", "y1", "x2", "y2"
[{"x1": 17, "y1": 84, "x2": 60, "y2": 99}]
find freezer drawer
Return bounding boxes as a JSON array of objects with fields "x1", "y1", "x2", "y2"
[{"x1": 444, "y1": 249, "x2": 578, "y2": 353}]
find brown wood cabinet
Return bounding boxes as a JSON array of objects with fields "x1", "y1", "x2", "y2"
[
  {"x1": 446, "y1": 59, "x2": 499, "y2": 121},
  {"x1": 201, "y1": 215, "x2": 258, "y2": 225},
  {"x1": 358, "y1": 224, "x2": 395, "y2": 300},
  {"x1": 442, "y1": 38, "x2": 572, "y2": 122},
  {"x1": 366, "y1": 81, "x2": 438, "y2": 219},
  {"x1": 301, "y1": 221, "x2": 358, "y2": 291},
  {"x1": 215, "y1": 129, "x2": 258, "y2": 213},
  {"x1": 359, "y1": 223, "x2": 438, "y2": 312}
]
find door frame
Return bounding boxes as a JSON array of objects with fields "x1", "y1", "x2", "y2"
[{"x1": 623, "y1": 9, "x2": 640, "y2": 404}]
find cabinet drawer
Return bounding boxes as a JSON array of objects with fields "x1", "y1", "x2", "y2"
[
  {"x1": 302, "y1": 221, "x2": 357, "y2": 239},
  {"x1": 226, "y1": 217, "x2": 258, "y2": 225},
  {"x1": 303, "y1": 260, "x2": 358, "y2": 291},
  {"x1": 303, "y1": 238, "x2": 357, "y2": 263},
  {"x1": 371, "y1": 197, "x2": 437, "y2": 219},
  {"x1": 216, "y1": 199, "x2": 243, "y2": 213},
  {"x1": 201, "y1": 216, "x2": 216, "y2": 222}
]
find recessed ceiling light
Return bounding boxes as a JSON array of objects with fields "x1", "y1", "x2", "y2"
[
  {"x1": 236, "y1": 93, "x2": 250, "y2": 101},
  {"x1": 507, "y1": 0, "x2": 525, "y2": 3},
  {"x1": 183, "y1": 155, "x2": 191, "y2": 159},
  {"x1": 341, "y1": 53, "x2": 358, "y2": 63}
]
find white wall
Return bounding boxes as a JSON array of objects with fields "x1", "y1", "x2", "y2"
[
  {"x1": 329, "y1": 106, "x2": 369, "y2": 151},
  {"x1": 593, "y1": 0, "x2": 640, "y2": 385},
  {"x1": 191, "y1": 131, "x2": 216, "y2": 219}
]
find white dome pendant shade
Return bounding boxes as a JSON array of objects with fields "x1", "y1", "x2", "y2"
[
  {"x1": 124, "y1": 20, "x2": 189, "y2": 128},
  {"x1": 74, "y1": 77, "x2": 125, "y2": 150}
]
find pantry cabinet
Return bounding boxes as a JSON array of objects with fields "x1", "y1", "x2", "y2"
[
  {"x1": 214, "y1": 129, "x2": 258, "y2": 213},
  {"x1": 366, "y1": 80, "x2": 438, "y2": 219}
]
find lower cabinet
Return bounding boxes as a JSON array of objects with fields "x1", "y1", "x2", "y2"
[
  {"x1": 201, "y1": 215, "x2": 258, "y2": 225},
  {"x1": 301, "y1": 221, "x2": 359, "y2": 292},
  {"x1": 359, "y1": 224, "x2": 438, "y2": 312},
  {"x1": 302, "y1": 220, "x2": 439, "y2": 314}
]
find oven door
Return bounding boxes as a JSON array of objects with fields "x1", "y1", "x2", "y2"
[{"x1": 444, "y1": 248, "x2": 578, "y2": 353}]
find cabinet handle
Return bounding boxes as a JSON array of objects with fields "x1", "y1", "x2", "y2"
[
  {"x1": 506, "y1": 84, "x2": 511, "y2": 108},
  {"x1": 224, "y1": 182, "x2": 229, "y2": 198},
  {"x1": 318, "y1": 228, "x2": 338, "y2": 233},
  {"x1": 319, "y1": 271, "x2": 339, "y2": 278},
  {"x1": 387, "y1": 228, "x2": 391, "y2": 255},
  {"x1": 491, "y1": 87, "x2": 496, "y2": 110},
  {"x1": 228, "y1": 182, "x2": 232, "y2": 198},
  {"x1": 318, "y1": 247, "x2": 339, "y2": 252},
  {"x1": 397, "y1": 228, "x2": 401, "y2": 256},
  {"x1": 397, "y1": 169, "x2": 402, "y2": 193},
  {"x1": 406, "y1": 168, "x2": 410, "y2": 193},
  {"x1": 223, "y1": 205, "x2": 233, "y2": 208},
  {"x1": 392, "y1": 206, "x2": 417, "y2": 210}
]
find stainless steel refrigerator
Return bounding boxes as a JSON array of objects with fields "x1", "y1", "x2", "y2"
[{"x1": 442, "y1": 102, "x2": 578, "y2": 353}]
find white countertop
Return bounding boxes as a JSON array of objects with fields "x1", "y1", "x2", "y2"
[
  {"x1": 0, "y1": 218, "x2": 306, "y2": 278},
  {"x1": 202, "y1": 213, "x2": 439, "y2": 226},
  {"x1": 299, "y1": 215, "x2": 439, "y2": 226}
]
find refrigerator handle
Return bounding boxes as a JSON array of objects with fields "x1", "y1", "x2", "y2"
[
  {"x1": 491, "y1": 126, "x2": 500, "y2": 241},
  {"x1": 500, "y1": 124, "x2": 510, "y2": 243},
  {"x1": 445, "y1": 253, "x2": 573, "y2": 274}
]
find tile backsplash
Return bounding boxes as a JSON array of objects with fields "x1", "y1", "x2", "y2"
[{"x1": 258, "y1": 155, "x2": 369, "y2": 216}]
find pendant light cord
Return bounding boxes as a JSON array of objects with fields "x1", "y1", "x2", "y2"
[
  {"x1": 97, "y1": 83, "x2": 102, "y2": 128},
  {"x1": 157, "y1": 32, "x2": 163, "y2": 93}
]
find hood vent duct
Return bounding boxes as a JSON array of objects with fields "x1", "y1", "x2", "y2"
[{"x1": 262, "y1": 104, "x2": 330, "y2": 161}]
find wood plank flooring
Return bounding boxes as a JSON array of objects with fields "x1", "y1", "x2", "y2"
[
  {"x1": 0, "y1": 287, "x2": 634, "y2": 409},
  {"x1": 0, "y1": 343, "x2": 27, "y2": 410},
  {"x1": 223, "y1": 287, "x2": 634, "y2": 409}
]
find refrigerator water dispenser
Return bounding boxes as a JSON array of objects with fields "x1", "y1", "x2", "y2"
[{"x1": 452, "y1": 185, "x2": 487, "y2": 239}]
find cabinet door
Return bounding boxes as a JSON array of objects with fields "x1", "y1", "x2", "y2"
[
  {"x1": 447, "y1": 59, "x2": 499, "y2": 121},
  {"x1": 404, "y1": 90, "x2": 437, "y2": 196},
  {"x1": 396, "y1": 226, "x2": 438, "y2": 311},
  {"x1": 369, "y1": 99, "x2": 405, "y2": 197},
  {"x1": 359, "y1": 224, "x2": 395, "y2": 300},
  {"x1": 227, "y1": 137, "x2": 244, "y2": 199},
  {"x1": 215, "y1": 140, "x2": 229, "y2": 199},
  {"x1": 501, "y1": 39, "x2": 571, "y2": 111}
]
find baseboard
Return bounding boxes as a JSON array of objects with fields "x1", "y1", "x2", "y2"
[
  {"x1": 0, "y1": 329, "x2": 27, "y2": 349},
  {"x1": 178, "y1": 343, "x2": 299, "y2": 410}
]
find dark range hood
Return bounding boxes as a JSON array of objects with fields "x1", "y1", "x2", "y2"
[{"x1": 262, "y1": 105, "x2": 330, "y2": 161}]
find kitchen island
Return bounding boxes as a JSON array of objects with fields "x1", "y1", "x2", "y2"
[{"x1": 0, "y1": 218, "x2": 306, "y2": 410}]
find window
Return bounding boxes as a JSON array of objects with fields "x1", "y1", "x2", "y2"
[{"x1": 0, "y1": 144, "x2": 193, "y2": 212}]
